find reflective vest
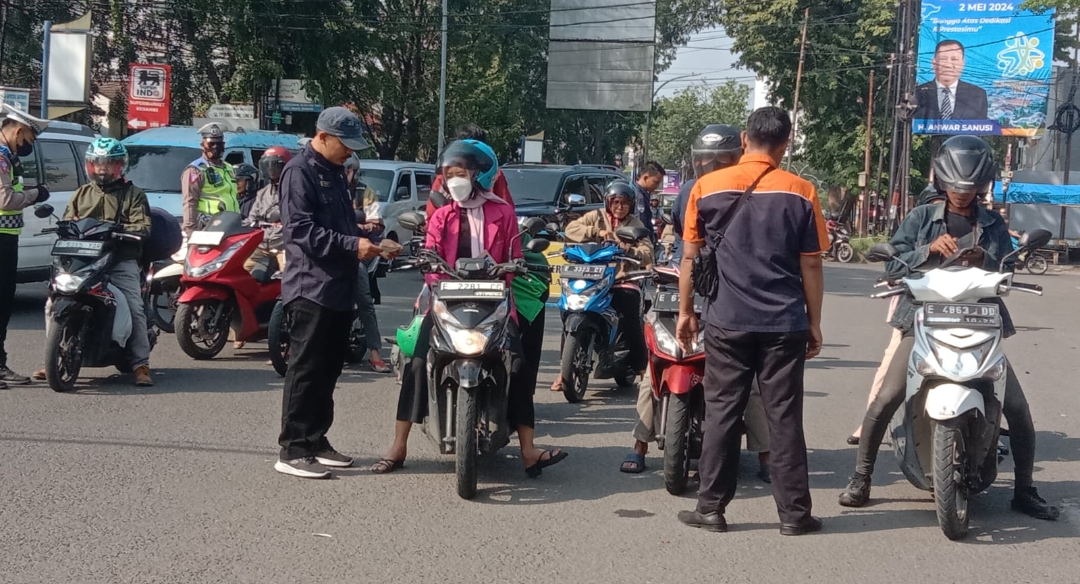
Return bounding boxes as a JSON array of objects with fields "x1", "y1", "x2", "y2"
[
  {"x1": 0, "y1": 146, "x2": 23, "y2": 235},
  {"x1": 191, "y1": 159, "x2": 239, "y2": 216}
]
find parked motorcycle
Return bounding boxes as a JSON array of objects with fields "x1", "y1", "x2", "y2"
[
  {"x1": 867, "y1": 228, "x2": 1052, "y2": 540},
  {"x1": 556, "y1": 227, "x2": 653, "y2": 403},
  {"x1": 827, "y1": 223, "x2": 854, "y2": 263},
  {"x1": 175, "y1": 211, "x2": 280, "y2": 360},
  {"x1": 391, "y1": 211, "x2": 550, "y2": 499},
  {"x1": 33, "y1": 205, "x2": 159, "y2": 392},
  {"x1": 643, "y1": 264, "x2": 706, "y2": 494},
  {"x1": 149, "y1": 212, "x2": 211, "y2": 333}
]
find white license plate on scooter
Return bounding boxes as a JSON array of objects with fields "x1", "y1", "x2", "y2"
[
  {"x1": 189, "y1": 231, "x2": 224, "y2": 246},
  {"x1": 924, "y1": 303, "x2": 1000, "y2": 328}
]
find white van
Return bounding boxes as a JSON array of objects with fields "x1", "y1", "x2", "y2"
[
  {"x1": 15, "y1": 121, "x2": 97, "y2": 283},
  {"x1": 359, "y1": 160, "x2": 436, "y2": 244}
]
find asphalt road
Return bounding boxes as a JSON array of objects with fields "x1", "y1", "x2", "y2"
[{"x1": 1, "y1": 264, "x2": 1078, "y2": 584}]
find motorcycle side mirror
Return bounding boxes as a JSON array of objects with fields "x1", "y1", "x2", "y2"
[
  {"x1": 429, "y1": 190, "x2": 447, "y2": 209},
  {"x1": 662, "y1": 213, "x2": 673, "y2": 225},
  {"x1": 267, "y1": 208, "x2": 281, "y2": 224},
  {"x1": 866, "y1": 242, "x2": 899, "y2": 263},
  {"x1": 522, "y1": 217, "x2": 546, "y2": 237},
  {"x1": 34, "y1": 204, "x2": 54, "y2": 219},
  {"x1": 354, "y1": 208, "x2": 367, "y2": 225},
  {"x1": 1019, "y1": 229, "x2": 1052, "y2": 250},
  {"x1": 397, "y1": 211, "x2": 424, "y2": 232},
  {"x1": 525, "y1": 237, "x2": 550, "y2": 253},
  {"x1": 615, "y1": 225, "x2": 650, "y2": 244},
  {"x1": 566, "y1": 194, "x2": 586, "y2": 208},
  {"x1": 545, "y1": 222, "x2": 561, "y2": 234}
]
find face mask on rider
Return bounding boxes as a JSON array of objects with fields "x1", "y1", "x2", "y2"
[{"x1": 446, "y1": 177, "x2": 474, "y2": 202}]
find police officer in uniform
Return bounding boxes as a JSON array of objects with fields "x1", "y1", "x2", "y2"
[
  {"x1": 181, "y1": 123, "x2": 239, "y2": 236},
  {"x1": 0, "y1": 104, "x2": 51, "y2": 388}
]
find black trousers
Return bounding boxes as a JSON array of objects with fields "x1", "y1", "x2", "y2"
[
  {"x1": 396, "y1": 313, "x2": 535, "y2": 429},
  {"x1": 855, "y1": 335, "x2": 1036, "y2": 489},
  {"x1": 610, "y1": 287, "x2": 647, "y2": 369},
  {"x1": 0, "y1": 234, "x2": 17, "y2": 368},
  {"x1": 697, "y1": 324, "x2": 812, "y2": 525},
  {"x1": 278, "y1": 298, "x2": 352, "y2": 459}
]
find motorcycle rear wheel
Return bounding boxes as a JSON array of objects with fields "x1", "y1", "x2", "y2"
[
  {"x1": 149, "y1": 278, "x2": 179, "y2": 334},
  {"x1": 267, "y1": 301, "x2": 291, "y2": 377},
  {"x1": 664, "y1": 393, "x2": 692, "y2": 495},
  {"x1": 836, "y1": 242, "x2": 855, "y2": 263},
  {"x1": 45, "y1": 316, "x2": 82, "y2": 393},
  {"x1": 1026, "y1": 253, "x2": 1048, "y2": 275},
  {"x1": 933, "y1": 418, "x2": 971, "y2": 541},
  {"x1": 560, "y1": 332, "x2": 592, "y2": 403},
  {"x1": 456, "y1": 388, "x2": 479, "y2": 500},
  {"x1": 175, "y1": 300, "x2": 230, "y2": 360}
]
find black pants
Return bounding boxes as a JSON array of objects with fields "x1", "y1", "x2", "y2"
[
  {"x1": 855, "y1": 335, "x2": 1036, "y2": 489},
  {"x1": 610, "y1": 287, "x2": 647, "y2": 369},
  {"x1": 396, "y1": 313, "x2": 535, "y2": 429},
  {"x1": 0, "y1": 234, "x2": 17, "y2": 368},
  {"x1": 697, "y1": 324, "x2": 812, "y2": 525},
  {"x1": 278, "y1": 298, "x2": 352, "y2": 459}
]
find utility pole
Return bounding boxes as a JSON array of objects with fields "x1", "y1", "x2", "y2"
[
  {"x1": 874, "y1": 54, "x2": 896, "y2": 212},
  {"x1": 860, "y1": 69, "x2": 875, "y2": 237},
  {"x1": 785, "y1": 8, "x2": 810, "y2": 170},
  {"x1": 40, "y1": 20, "x2": 51, "y2": 118},
  {"x1": 437, "y1": 0, "x2": 449, "y2": 154}
]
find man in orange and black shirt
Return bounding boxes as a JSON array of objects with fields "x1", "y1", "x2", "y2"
[{"x1": 675, "y1": 106, "x2": 827, "y2": 536}]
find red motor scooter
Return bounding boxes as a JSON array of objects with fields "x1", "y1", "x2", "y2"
[
  {"x1": 643, "y1": 264, "x2": 705, "y2": 495},
  {"x1": 175, "y1": 211, "x2": 281, "y2": 360}
]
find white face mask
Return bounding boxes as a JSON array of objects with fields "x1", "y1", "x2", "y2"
[{"x1": 446, "y1": 176, "x2": 473, "y2": 202}]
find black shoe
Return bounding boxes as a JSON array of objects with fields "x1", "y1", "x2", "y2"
[
  {"x1": 757, "y1": 465, "x2": 772, "y2": 484},
  {"x1": 1011, "y1": 487, "x2": 1060, "y2": 521},
  {"x1": 838, "y1": 473, "x2": 872, "y2": 508},
  {"x1": 0, "y1": 366, "x2": 30, "y2": 385},
  {"x1": 274, "y1": 456, "x2": 331, "y2": 479},
  {"x1": 780, "y1": 516, "x2": 823, "y2": 536},
  {"x1": 846, "y1": 435, "x2": 860, "y2": 445},
  {"x1": 315, "y1": 448, "x2": 354, "y2": 468},
  {"x1": 678, "y1": 510, "x2": 728, "y2": 533}
]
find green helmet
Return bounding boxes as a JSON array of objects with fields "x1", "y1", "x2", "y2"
[
  {"x1": 395, "y1": 315, "x2": 425, "y2": 359},
  {"x1": 85, "y1": 137, "x2": 128, "y2": 185}
]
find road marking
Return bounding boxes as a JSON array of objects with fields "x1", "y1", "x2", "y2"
[{"x1": 1060, "y1": 498, "x2": 1080, "y2": 532}]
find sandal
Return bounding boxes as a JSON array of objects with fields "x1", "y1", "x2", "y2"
[
  {"x1": 525, "y1": 449, "x2": 568, "y2": 478},
  {"x1": 550, "y1": 378, "x2": 563, "y2": 392},
  {"x1": 620, "y1": 452, "x2": 646, "y2": 474},
  {"x1": 369, "y1": 360, "x2": 392, "y2": 374},
  {"x1": 370, "y1": 458, "x2": 404, "y2": 474}
]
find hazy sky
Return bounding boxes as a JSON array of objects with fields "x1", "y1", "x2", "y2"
[{"x1": 657, "y1": 26, "x2": 754, "y2": 100}]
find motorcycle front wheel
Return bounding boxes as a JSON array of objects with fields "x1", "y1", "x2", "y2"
[
  {"x1": 175, "y1": 300, "x2": 231, "y2": 360},
  {"x1": 836, "y1": 242, "x2": 855, "y2": 263},
  {"x1": 1025, "y1": 253, "x2": 1048, "y2": 275},
  {"x1": 456, "y1": 388, "x2": 479, "y2": 500},
  {"x1": 663, "y1": 393, "x2": 693, "y2": 495},
  {"x1": 267, "y1": 301, "x2": 291, "y2": 377},
  {"x1": 560, "y1": 332, "x2": 592, "y2": 403},
  {"x1": 45, "y1": 315, "x2": 83, "y2": 393},
  {"x1": 149, "y1": 278, "x2": 180, "y2": 333},
  {"x1": 933, "y1": 418, "x2": 971, "y2": 541}
]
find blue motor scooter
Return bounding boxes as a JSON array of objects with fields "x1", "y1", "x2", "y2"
[{"x1": 556, "y1": 225, "x2": 652, "y2": 403}]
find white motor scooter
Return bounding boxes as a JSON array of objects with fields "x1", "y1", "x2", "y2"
[{"x1": 867, "y1": 228, "x2": 1052, "y2": 541}]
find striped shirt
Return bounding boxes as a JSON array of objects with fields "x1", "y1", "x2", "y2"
[{"x1": 684, "y1": 154, "x2": 829, "y2": 332}]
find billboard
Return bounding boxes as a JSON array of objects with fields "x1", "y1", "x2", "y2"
[
  {"x1": 128, "y1": 64, "x2": 171, "y2": 130},
  {"x1": 914, "y1": 2, "x2": 1054, "y2": 136}
]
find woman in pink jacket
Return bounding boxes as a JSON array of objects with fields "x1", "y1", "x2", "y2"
[{"x1": 371, "y1": 140, "x2": 567, "y2": 477}]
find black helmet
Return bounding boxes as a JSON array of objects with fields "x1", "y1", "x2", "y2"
[
  {"x1": 917, "y1": 185, "x2": 946, "y2": 206},
  {"x1": 692, "y1": 124, "x2": 742, "y2": 178},
  {"x1": 605, "y1": 181, "x2": 636, "y2": 204},
  {"x1": 932, "y1": 135, "x2": 996, "y2": 195},
  {"x1": 234, "y1": 163, "x2": 259, "y2": 198}
]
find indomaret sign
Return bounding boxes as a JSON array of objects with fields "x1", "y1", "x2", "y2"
[{"x1": 128, "y1": 63, "x2": 171, "y2": 130}]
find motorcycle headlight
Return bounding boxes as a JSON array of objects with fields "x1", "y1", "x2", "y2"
[
  {"x1": 566, "y1": 294, "x2": 590, "y2": 311},
  {"x1": 53, "y1": 272, "x2": 84, "y2": 294},
  {"x1": 649, "y1": 314, "x2": 680, "y2": 358},
  {"x1": 186, "y1": 240, "x2": 244, "y2": 278},
  {"x1": 687, "y1": 329, "x2": 705, "y2": 357},
  {"x1": 983, "y1": 355, "x2": 1007, "y2": 381},
  {"x1": 929, "y1": 338, "x2": 994, "y2": 379},
  {"x1": 432, "y1": 298, "x2": 504, "y2": 356}
]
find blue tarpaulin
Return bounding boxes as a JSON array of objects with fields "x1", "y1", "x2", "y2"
[{"x1": 996, "y1": 182, "x2": 1080, "y2": 205}]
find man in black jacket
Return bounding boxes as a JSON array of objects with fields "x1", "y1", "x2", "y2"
[{"x1": 914, "y1": 40, "x2": 989, "y2": 120}]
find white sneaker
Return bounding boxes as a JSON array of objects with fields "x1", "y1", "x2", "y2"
[{"x1": 274, "y1": 456, "x2": 331, "y2": 479}]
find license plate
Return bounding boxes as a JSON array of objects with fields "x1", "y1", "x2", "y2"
[
  {"x1": 189, "y1": 230, "x2": 224, "y2": 246},
  {"x1": 560, "y1": 264, "x2": 605, "y2": 280},
  {"x1": 652, "y1": 291, "x2": 702, "y2": 314},
  {"x1": 924, "y1": 303, "x2": 1000, "y2": 328},
  {"x1": 437, "y1": 281, "x2": 506, "y2": 301},
  {"x1": 51, "y1": 239, "x2": 104, "y2": 257}
]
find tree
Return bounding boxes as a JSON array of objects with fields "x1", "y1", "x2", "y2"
[{"x1": 647, "y1": 81, "x2": 751, "y2": 170}]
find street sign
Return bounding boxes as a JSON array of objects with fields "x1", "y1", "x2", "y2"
[
  {"x1": 271, "y1": 111, "x2": 282, "y2": 125},
  {"x1": 206, "y1": 104, "x2": 254, "y2": 119},
  {"x1": 128, "y1": 64, "x2": 171, "y2": 131},
  {"x1": 0, "y1": 87, "x2": 30, "y2": 113},
  {"x1": 267, "y1": 79, "x2": 322, "y2": 113}
]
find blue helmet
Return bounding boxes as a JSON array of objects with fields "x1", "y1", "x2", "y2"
[
  {"x1": 85, "y1": 137, "x2": 128, "y2": 185},
  {"x1": 464, "y1": 139, "x2": 498, "y2": 191}
]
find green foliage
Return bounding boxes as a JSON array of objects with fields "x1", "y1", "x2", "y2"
[{"x1": 647, "y1": 81, "x2": 751, "y2": 170}]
